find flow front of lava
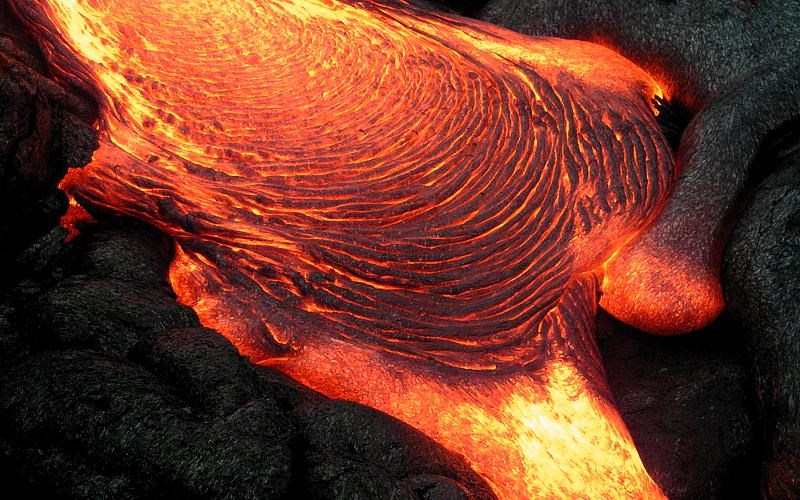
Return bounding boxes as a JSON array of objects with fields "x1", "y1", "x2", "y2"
[{"x1": 9, "y1": 0, "x2": 680, "y2": 497}]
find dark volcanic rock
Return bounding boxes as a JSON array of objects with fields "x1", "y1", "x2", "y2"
[
  {"x1": 478, "y1": 0, "x2": 800, "y2": 109},
  {"x1": 20, "y1": 227, "x2": 199, "y2": 355},
  {"x1": 0, "y1": 300, "x2": 22, "y2": 365},
  {"x1": 0, "y1": 224, "x2": 496, "y2": 499},
  {"x1": 723, "y1": 133, "x2": 800, "y2": 497},
  {"x1": 1, "y1": 349, "x2": 296, "y2": 499},
  {"x1": 128, "y1": 326, "x2": 306, "y2": 419},
  {"x1": 599, "y1": 315, "x2": 759, "y2": 499},
  {"x1": 0, "y1": 20, "x2": 97, "y2": 274},
  {"x1": 297, "y1": 399, "x2": 489, "y2": 499}
]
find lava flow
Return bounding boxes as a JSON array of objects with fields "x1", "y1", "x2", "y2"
[{"x1": 11, "y1": 0, "x2": 679, "y2": 497}]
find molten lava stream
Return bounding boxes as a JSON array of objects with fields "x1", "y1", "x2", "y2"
[{"x1": 11, "y1": 0, "x2": 678, "y2": 496}]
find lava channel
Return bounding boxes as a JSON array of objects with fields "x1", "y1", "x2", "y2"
[{"x1": 10, "y1": 0, "x2": 679, "y2": 497}]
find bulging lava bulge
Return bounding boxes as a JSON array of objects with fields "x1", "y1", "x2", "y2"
[{"x1": 8, "y1": 0, "x2": 720, "y2": 497}]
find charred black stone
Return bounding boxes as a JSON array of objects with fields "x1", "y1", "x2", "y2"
[
  {"x1": 599, "y1": 314, "x2": 759, "y2": 500},
  {"x1": 0, "y1": 22, "x2": 97, "y2": 274},
  {"x1": 723, "y1": 127, "x2": 800, "y2": 497},
  {"x1": 653, "y1": 96, "x2": 692, "y2": 151},
  {"x1": 0, "y1": 224, "x2": 496, "y2": 499},
  {"x1": 478, "y1": 0, "x2": 800, "y2": 110}
]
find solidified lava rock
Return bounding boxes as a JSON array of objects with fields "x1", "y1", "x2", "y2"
[
  {"x1": 0, "y1": 7, "x2": 97, "y2": 270},
  {"x1": 0, "y1": 225, "x2": 496, "y2": 500},
  {"x1": 724, "y1": 128, "x2": 800, "y2": 497},
  {"x1": 599, "y1": 315, "x2": 759, "y2": 500},
  {"x1": 477, "y1": 0, "x2": 800, "y2": 108}
]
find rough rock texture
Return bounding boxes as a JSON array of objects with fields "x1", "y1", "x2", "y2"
[
  {"x1": 724, "y1": 128, "x2": 800, "y2": 497},
  {"x1": 599, "y1": 314, "x2": 759, "y2": 500},
  {"x1": 0, "y1": 225, "x2": 495, "y2": 500},
  {"x1": 0, "y1": 6, "x2": 97, "y2": 271},
  {"x1": 478, "y1": 0, "x2": 800, "y2": 108}
]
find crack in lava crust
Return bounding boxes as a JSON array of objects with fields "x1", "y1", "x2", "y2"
[{"x1": 11, "y1": 0, "x2": 677, "y2": 497}]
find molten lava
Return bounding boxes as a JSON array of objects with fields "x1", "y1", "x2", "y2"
[{"x1": 10, "y1": 0, "x2": 679, "y2": 496}]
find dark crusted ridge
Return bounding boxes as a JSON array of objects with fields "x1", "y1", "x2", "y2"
[
  {"x1": 723, "y1": 124, "x2": 800, "y2": 498},
  {"x1": 0, "y1": 15, "x2": 97, "y2": 277}
]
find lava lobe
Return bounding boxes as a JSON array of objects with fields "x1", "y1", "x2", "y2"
[{"x1": 9, "y1": 0, "x2": 678, "y2": 497}]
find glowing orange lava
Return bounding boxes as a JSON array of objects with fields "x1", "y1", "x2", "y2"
[{"x1": 10, "y1": 0, "x2": 679, "y2": 497}]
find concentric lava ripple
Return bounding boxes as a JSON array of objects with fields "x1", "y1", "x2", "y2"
[{"x1": 11, "y1": 0, "x2": 676, "y2": 497}]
